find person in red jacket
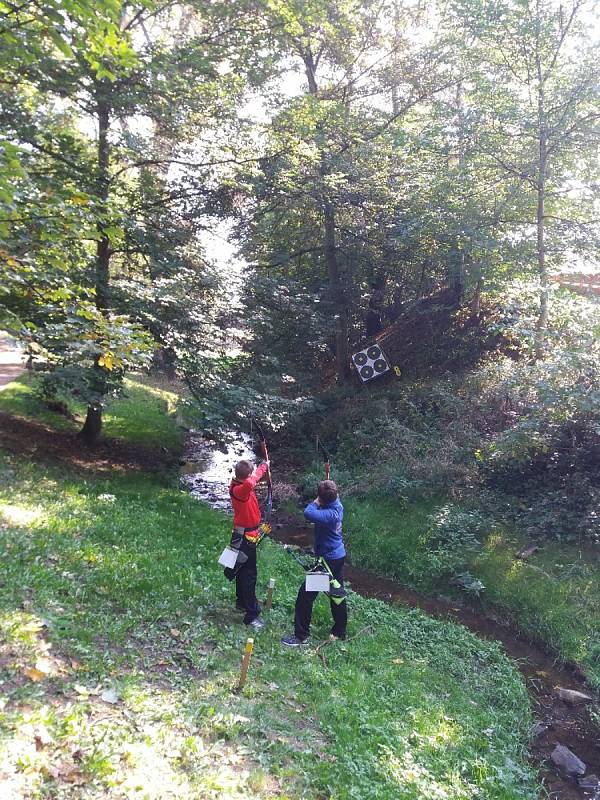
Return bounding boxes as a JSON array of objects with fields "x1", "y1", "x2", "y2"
[{"x1": 228, "y1": 459, "x2": 269, "y2": 629}]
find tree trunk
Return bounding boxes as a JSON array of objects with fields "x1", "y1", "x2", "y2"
[
  {"x1": 303, "y1": 49, "x2": 350, "y2": 381},
  {"x1": 535, "y1": 126, "x2": 548, "y2": 358},
  {"x1": 470, "y1": 277, "x2": 483, "y2": 314},
  {"x1": 95, "y1": 89, "x2": 111, "y2": 312},
  {"x1": 78, "y1": 85, "x2": 111, "y2": 443},
  {"x1": 323, "y1": 195, "x2": 350, "y2": 378},
  {"x1": 78, "y1": 403, "x2": 102, "y2": 445},
  {"x1": 449, "y1": 250, "x2": 465, "y2": 307},
  {"x1": 534, "y1": 21, "x2": 548, "y2": 360}
]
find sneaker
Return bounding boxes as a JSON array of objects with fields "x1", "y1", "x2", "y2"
[
  {"x1": 281, "y1": 634, "x2": 308, "y2": 647},
  {"x1": 248, "y1": 618, "x2": 265, "y2": 630}
]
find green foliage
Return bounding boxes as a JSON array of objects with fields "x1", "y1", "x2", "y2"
[
  {"x1": 294, "y1": 284, "x2": 600, "y2": 543},
  {"x1": 473, "y1": 284, "x2": 600, "y2": 540}
]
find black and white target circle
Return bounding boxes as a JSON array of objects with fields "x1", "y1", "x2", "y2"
[{"x1": 351, "y1": 343, "x2": 391, "y2": 382}]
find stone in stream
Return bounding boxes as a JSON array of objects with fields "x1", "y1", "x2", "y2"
[
  {"x1": 517, "y1": 543, "x2": 539, "y2": 559},
  {"x1": 550, "y1": 744, "x2": 586, "y2": 776},
  {"x1": 578, "y1": 774, "x2": 600, "y2": 790},
  {"x1": 556, "y1": 687, "x2": 593, "y2": 705}
]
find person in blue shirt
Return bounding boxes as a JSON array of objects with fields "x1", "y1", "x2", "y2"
[{"x1": 282, "y1": 480, "x2": 347, "y2": 646}]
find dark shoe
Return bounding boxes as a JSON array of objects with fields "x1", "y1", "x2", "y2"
[
  {"x1": 281, "y1": 634, "x2": 308, "y2": 647},
  {"x1": 248, "y1": 617, "x2": 265, "y2": 630}
]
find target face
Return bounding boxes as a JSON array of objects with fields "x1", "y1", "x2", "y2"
[{"x1": 351, "y1": 344, "x2": 390, "y2": 382}]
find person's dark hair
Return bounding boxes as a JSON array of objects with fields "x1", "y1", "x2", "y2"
[
  {"x1": 318, "y1": 480, "x2": 338, "y2": 504},
  {"x1": 235, "y1": 460, "x2": 253, "y2": 479}
]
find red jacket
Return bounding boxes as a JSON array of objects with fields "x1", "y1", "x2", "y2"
[{"x1": 229, "y1": 463, "x2": 267, "y2": 539}]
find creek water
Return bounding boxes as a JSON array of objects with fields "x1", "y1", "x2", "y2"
[{"x1": 180, "y1": 432, "x2": 600, "y2": 800}]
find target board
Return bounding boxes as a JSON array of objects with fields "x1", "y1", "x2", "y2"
[{"x1": 351, "y1": 344, "x2": 391, "y2": 382}]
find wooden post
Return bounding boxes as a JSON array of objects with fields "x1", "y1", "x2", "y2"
[
  {"x1": 238, "y1": 637, "x2": 254, "y2": 691},
  {"x1": 265, "y1": 578, "x2": 275, "y2": 611}
]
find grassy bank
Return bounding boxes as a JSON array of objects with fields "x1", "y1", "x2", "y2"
[
  {"x1": 0, "y1": 377, "x2": 538, "y2": 798},
  {"x1": 0, "y1": 372, "x2": 184, "y2": 452},
  {"x1": 344, "y1": 494, "x2": 600, "y2": 690}
]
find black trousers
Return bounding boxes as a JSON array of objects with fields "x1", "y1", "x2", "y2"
[
  {"x1": 294, "y1": 556, "x2": 347, "y2": 640},
  {"x1": 235, "y1": 539, "x2": 261, "y2": 624}
]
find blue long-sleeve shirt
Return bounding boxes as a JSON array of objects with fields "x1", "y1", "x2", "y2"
[{"x1": 303, "y1": 498, "x2": 346, "y2": 560}]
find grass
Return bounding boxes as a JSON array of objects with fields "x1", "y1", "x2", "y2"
[
  {"x1": 342, "y1": 492, "x2": 600, "y2": 690},
  {"x1": 0, "y1": 376, "x2": 539, "y2": 799},
  {"x1": 474, "y1": 529, "x2": 600, "y2": 689},
  {"x1": 0, "y1": 372, "x2": 184, "y2": 451},
  {"x1": 343, "y1": 496, "x2": 443, "y2": 592}
]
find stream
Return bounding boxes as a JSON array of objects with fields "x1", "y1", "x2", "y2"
[{"x1": 180, "y1": 432, "x2": 600, "y2": 800}]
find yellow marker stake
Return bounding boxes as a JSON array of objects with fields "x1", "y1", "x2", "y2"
[
  {"x1": 266, "y1": 578, "x2": 275, "y2": 611},
  {"x1": 238, "y1": 637, "x2": 254, "y2": 691}
]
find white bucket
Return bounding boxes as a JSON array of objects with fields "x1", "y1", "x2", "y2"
[
  {"x1": 305, "y1": 572, "x2": 330, "y2": 592},
  {"x1": 218, "y1": 547, "x2": 239, "y2": 569}
]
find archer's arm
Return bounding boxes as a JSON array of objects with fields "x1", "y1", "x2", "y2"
[
  {"x1": 303, "y1": 502, "x2": 339, "y2": 525},
  {"x1": 231, "y1": 463, "x2": 268, "y2": 501}
]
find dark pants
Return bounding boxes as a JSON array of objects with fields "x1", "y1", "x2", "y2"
[
  {"x1": 295, "y1": 556, "x2": 347, "y2": 640},
  {"x1": 235, "y1": 539, "x2": 261, "y2": 624}
]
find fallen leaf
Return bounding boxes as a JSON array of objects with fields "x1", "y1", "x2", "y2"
[
  {"x1": 23, "y1": 666, "x2": 46, "y2": 682},
  {"x1": 34, "y1": 724, "x2": 54, "y2": 750},
  {"x1": 70, "y1": 659, "x2": 82, "y2": 670},
  {"x1": 268, "y1": 682, "x2": 279, "y2": 691},
  {"x1": 392, "y1": 658, "x2": 404, "y2": 665},
  {"x1": 170, "y1": 628, "x2": 181, "y2": 638},
  {"x1": 47, "y1": 762, "x2": 85, "y2": 784}
]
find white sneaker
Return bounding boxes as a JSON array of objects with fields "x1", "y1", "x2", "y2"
[{"x1": 248, "y1": 618, "x2": 265, "y2": 630}]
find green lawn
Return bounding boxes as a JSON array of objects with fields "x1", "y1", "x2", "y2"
[
  {"x1": 0, "y1": 372, "x2": 184, "y2": 452},
  {"x1": 0, "y1": 376, "x2": 538, "y2": 799}
]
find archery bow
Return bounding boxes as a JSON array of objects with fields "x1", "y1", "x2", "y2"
[
  {"x1": 252, "y1": 417, "x2": 272, "y2": 520},
  {"x1": 316, "y1": 435, "x2": 331, "y2": 480}
]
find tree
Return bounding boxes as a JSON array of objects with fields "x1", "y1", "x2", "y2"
[
  {"x1": 1, "y1": 0, "x2": 266, "y2": 441},
  {"x1": 238, "y1": 0, "x2": 455, "y2": 383},
  {"x1": 453, "y1": 0, "x2": 600, "y2": 354}
]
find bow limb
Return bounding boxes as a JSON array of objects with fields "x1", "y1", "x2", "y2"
[{"x1": 252, "y1": 418, "x2": 273, "y2": 515}]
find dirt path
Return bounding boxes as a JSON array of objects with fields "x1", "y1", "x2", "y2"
[
  {"x1": 270, "y1": 517, "x2": 600, "y2": 800},
  {"x1": 0, "y1": 333, "x2": 25, "y2": 390}
]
